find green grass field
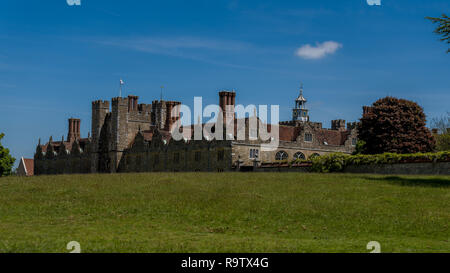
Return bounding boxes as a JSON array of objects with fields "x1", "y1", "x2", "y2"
[{"x1": 0, "y1": 173, "x2": 449, "y2": 253}]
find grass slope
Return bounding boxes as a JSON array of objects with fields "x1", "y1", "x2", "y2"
[{"x1": 0, "y1": 173, "x2": 449, "y2": 253}]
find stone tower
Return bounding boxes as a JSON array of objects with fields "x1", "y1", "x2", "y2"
[
  {"x1": 109, "y1": 97, "x2": 130, "y2": 172},
  {"x1": 293, "y1": 84, "x2": 309, "y2": 122},
  {"x1": 152, "y1": 100, "x2": 167, "y2": 130},
  {"x1": 91, "y1": 100, "x2": 110, "y2": 172},
  {"x1": 151, "y1": 100, "x2": 181, "y2": 130}
]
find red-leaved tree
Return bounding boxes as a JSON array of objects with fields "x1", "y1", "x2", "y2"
[{"x1": 358, "y1": 97, "x2": 435, "y2": 154}]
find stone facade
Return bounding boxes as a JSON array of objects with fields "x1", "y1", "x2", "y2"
[{"x1": 34, "y1": 87, "x2": 357, "y2": 175}]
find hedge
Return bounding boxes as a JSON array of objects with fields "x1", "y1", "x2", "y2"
[{"x1": 307, "y1": 152, "x2": 450, "y2": 173}]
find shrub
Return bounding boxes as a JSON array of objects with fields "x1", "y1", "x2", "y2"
[
  {"x1": 310, "y1": 153, "x2": 350, "y2": 173},
  {"x1": 0, "y1": 133, "x2": 16, "y2": 177},
  {"x1": 310, "y1": 151, "x2": 450, "y2": 173}
]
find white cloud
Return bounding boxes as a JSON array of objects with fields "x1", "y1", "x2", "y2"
[
  {"x1": 99, "y1": 36, "x2": 252, "y2": 56},
  {"x1": 295, "y1": 41, "x2": 342, "y2": 60}
]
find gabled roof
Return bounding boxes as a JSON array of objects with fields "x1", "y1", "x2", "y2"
[
  {"x1": 315, "y1": 129, "x2": 351, "y2": 146},
  {"x1": 21, "y1": 157, "x2": 34, "y2": 176},
  {"x1": 40, "y1": 138, "x2": 90, "y2": 153}
]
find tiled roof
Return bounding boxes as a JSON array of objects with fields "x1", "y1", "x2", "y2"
[
  {"x1": 40, "y1": 138, "x2": 90, "y2": 153},
  {"x1": 23, "y1": 158, "x2": 34, "y2": 176},
  {"x1": 315, "y1": 129, "x2": 351, "y2": 146}
]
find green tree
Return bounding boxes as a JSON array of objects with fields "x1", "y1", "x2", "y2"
[
  {"x1": 352, "y1": 140, "x2": 367, "y2": 155},
  {"x1": 427, "y1": 14, "x2": 450, "y2": 53},
  {"x1": 358, "y1": 97, "x2": 435, "y2": 154},
  {"x1": 431, "y1": 112, "x2": 450, "y2": 151},
  {"x1": 0, "y1": 133, "x2": 15, "y2": 177}
]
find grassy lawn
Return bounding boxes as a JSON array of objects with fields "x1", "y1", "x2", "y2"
[{"x1": 0, "y1": 173, "x2": 449, "y2": 253}]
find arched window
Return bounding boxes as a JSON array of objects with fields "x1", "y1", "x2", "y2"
[
  {"x1": 293, "y1": 152, "x2": 306, "y2": 160},
  {"x1": 275, "y1": 151, "x2": 289, "y2": 161},
  {"x1": 310, "y1": 153, "x2": 320, "y2": 159}
]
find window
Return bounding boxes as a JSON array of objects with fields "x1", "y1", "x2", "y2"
[
  {"x1": 217, "y1": 150, "x2": 224, "y2": 161},
  {"x1": 293, "y1": 152, "x2": 306, "y2": 160},
  {"x1": 352, "y1": 138, "x2": 357, "y2": 146},
  {"x1": 305, "y1": 133, "x2": 313, "y2": 142},
  {"x1": 174, "y1": 152, "x2": 180, "y2": 164},
  {"x1": 249, "y1": 148, "x2": 259, "y2": 159},
  {"x1": 310, "y1": 153, "x2": 320, "y2": 159},
  {"x1": 275, "y1": 151, "x2": 288, "y2": 161},
  {"x1": 195, "y1": 151, "x2": 202, "y2": 162}
]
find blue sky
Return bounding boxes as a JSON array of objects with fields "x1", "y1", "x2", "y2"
[{"x1": 1, "y1": 0, "x2": 449, "y2": 166}]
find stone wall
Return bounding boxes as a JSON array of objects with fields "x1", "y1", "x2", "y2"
[
  {"x1": 119, "y1": 133, "x2": 233, "y2": 173},
  {"x1": 344, "y1": 162, "x2": 450, "y2": 175},
  {"x1": 232, "y1": 141, "x2": 353, "y2": 167},
  {"x1": 254, "y1": 166, "x2": 311, "y2": 172}
]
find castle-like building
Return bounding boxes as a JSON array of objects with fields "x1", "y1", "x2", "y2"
[{"x1": 34, "y1": 87, "x2": 357, "y2": 174}]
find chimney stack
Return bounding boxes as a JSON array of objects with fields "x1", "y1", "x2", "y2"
[
  {"x1": 127, "y1": 95, "x2": 139, "y2": 112},
  {"x1": 68, "y1": 118, "x2": 81, "y2": 142},
  {"x1": 219, "y1": 90, "x2": 236, "y2": 125}
]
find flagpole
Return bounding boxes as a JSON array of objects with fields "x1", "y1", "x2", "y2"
[{"x1": 119, "y1": 79, "x2": 124, "y2": 98}]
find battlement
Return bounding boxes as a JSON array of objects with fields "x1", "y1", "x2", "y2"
[
  {"x1": 137, "y1": 103, "x2": 151, "y2": 113},
  {"x1": 112, "y1": 96, "x2": 127, "y2": 103},
  {"x1": 331, "y1": 119, "x2": 346, "y2": 131},
  {"x1": 347, "y1": 122, "x2": 357, "y2": 130},
  {"x1": 280, "y1": 121, "x2": 296, "y2": 126},
  {"x1": 92, "y1": 100, "x2": 110, "y2": 108}
]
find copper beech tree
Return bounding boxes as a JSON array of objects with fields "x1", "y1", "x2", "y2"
[{"x1": 358, "y1": 97, "x2": 435, "y2": 154}]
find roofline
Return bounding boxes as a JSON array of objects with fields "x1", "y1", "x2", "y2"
[{"x1": 21, "y1": 157, "x2": 27, "y2": 175}]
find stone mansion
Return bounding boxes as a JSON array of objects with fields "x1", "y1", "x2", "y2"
[{"x1": 34, "y1": 86, "x2": 357, "y2": 174}]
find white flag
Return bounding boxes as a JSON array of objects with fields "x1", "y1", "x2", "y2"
[{"x1": 120, "y1": 79, "x2": 124, "y2": 85}]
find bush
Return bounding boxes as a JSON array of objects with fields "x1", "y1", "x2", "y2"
[
  {"x1": 310, "y1": 153, "x2": 350, "y2": 173},
  {"x1": 0, "y1": 133, "x2": 16, "y2": 177},
  {"x1": 310, "y1": 151, "x2": 450, "y2": 173}
]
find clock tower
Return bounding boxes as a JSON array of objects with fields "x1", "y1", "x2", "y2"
[{"x1": 293, "y1": 84, "x2": 309, "y2": 122}]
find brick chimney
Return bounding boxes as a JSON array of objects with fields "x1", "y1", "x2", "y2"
[
  {"x1": 127, "y1": 95, "x2": 139, "y2": 112},
  {"x1": 68, "y1": 118, "x2": 81, "y2": 142},
  {"x1": 219, "y1": 90, "x2": 236, "y2": 125}
]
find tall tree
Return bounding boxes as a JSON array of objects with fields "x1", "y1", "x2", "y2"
[
  {"x1": 358, "y1": 97, "x2": 435, "y2": 154},
  {"x1": 0, "y1": 133, "x2": 15, "y2": 177},
  {"x1": 427, "y1": 14, "x2": 450, "y2": 53}
]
